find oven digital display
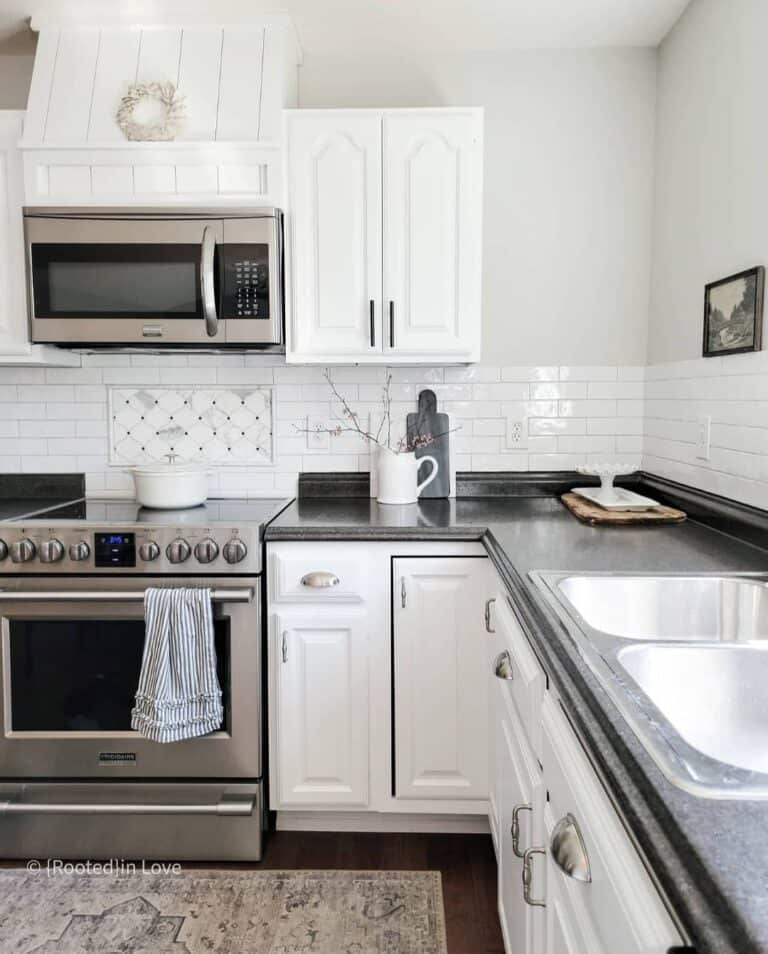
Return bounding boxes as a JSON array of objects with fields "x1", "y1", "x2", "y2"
[{"x1": 94, "y1": 532, "x2": 136, "y2": 567}]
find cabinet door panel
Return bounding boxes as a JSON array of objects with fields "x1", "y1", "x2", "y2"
[
  {"x1": 383, "y1": 110, "x2": 482, "y2": 358},
  {"x1": 275, "y1": 612, "x2": 369, "y2": 806},
  {"x1": 286, "y1": 112, "x2": 382, "y2": 357},
  {"x1": 393, "y1": 557, "x2": 489, "y2": 799}
]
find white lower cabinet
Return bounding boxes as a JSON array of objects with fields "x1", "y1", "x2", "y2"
[
  {"x1": 273, "y1": 610, "x2": 369, "y2": 806},
  {"x1": 488, "y1": 569, "x2": 685, "y2": 954},
  {"x1": 393, "y1": 557, "x2": 491, "y2": 800},
  {"x1": 267, "y1": 540, "x2": 492, "y2": 817}
]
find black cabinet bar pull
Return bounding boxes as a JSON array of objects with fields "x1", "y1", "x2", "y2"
[
  {"x1": 369, "y1": 300, "x2": 375, "y2": 347},
  {"x1": 389, "y1": 301, "x2": 395, "y2": 348}
]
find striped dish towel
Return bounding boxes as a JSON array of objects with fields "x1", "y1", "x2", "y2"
[{"x1": 131, "y1": 587, "x2": 223, "y2": 743}]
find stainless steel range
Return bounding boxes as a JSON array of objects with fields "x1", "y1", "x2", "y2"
[{"x1": 0, "y1": 496, "x2": 290, "y2": 862}]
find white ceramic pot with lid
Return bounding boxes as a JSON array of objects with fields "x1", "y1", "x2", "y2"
[{"x1": 128, "y1": 454, "x2": 210, "y2": 509}]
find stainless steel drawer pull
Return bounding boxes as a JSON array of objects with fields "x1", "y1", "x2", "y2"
[
  {"x1": 300, "y1": 572, "x2": 340, "y2": 588},
  {"x1": 0, "y1": 589, "x2": 252, "y2": 603},
  {"x1": 282, "y1": 631, "x2": 289, "y2": 664},
  {"x1": 0, "y1": 795, "x2": 255, "y2": 817},
  {"x1": 494, "y1": 650, "x2": 514, "y2": 680},
  {"x1": 522, "y1": 847, "x2": 546, "y2": 907},
  {"x1": 511, "y1": 802, "x2": 532, "y2": 858},
  {"x1": 484, "y1": 597, "x2": 496, "y2": 633},
  {"x1": 551, "y1": 813, "x2": 592, "y2": 883}
]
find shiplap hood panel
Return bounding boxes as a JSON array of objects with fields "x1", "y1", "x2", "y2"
[{"x1": 20, "y1": 16, "x2": 300, "y2": 205}]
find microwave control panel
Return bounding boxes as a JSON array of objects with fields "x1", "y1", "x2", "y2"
[{"x1": 219, "y1": 244, "x2": 270, "y2": 319}]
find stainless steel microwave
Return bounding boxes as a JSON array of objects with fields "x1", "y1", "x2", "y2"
[{"x1": 23, "y1": 207, "x2": 283, "y2": 347}]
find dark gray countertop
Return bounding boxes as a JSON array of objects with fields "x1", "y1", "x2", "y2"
[{"x1": 266, "y1": 495, "x2": 768, "y2": 954}]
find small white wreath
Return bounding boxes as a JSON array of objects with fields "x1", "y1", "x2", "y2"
[{"x1": 116, "y1": 81, "x2": 186, "y2": 142}]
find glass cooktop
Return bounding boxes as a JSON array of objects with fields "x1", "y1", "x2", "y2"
[{"x1": 1, "y1": 497, "x2": 293, "y2": 527}]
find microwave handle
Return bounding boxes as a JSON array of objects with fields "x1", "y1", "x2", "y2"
[{"x1": 201, "y1": 226, "x2": 218, "y2": 337}]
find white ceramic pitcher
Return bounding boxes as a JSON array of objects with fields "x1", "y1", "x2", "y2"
[{"x1": 376, "y1": 448, "x2": 440, "y2": 505}]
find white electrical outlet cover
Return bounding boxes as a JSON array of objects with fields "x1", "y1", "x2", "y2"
[
  {"x1": 695, "y1": 414, "x2": 712, "y2": 461},
  {"x1": 506, "y1": 417, "x2": 528, "y2": 450}
]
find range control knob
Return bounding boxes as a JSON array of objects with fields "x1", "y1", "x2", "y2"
[
  {"x1": 10, "y1": 538, "x2": 36, "y2": 563},
  {"x1": 222, "y1": 538, "x2": 247, "y2": 565},
  {"x1": 69, "y1": 541, "x2": 91, "y2": 562},
  {"x1": 139, "y1": 541, "x2": 161, "y2": 563},
  {"x1": 194, "y1": 538, "x2": 219, "y2": 564},
  {"x1": 0, "y1": 540, "x2": 7, "y2": 561},
  {"x1": 166, "y1": 538, "x2": 191, "y2": 564},
  {"x1": 39, "y1": 538, "x2": 65, "y2": 563}
]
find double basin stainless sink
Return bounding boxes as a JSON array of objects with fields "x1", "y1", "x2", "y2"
[{"x1": 533, "y1": 573, "x2": 768, "y2": 798}]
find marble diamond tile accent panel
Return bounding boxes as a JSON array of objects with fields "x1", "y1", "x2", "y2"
[{"x1": 108, "y1": 387, "x2": 274, "y2": 466}]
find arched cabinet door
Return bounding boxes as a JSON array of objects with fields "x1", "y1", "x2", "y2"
[
  {"x1": 382, "y1": 110, "x2": 483, "y2": 360},
  {"x1": 285, "y1": 111, "x2": 383, "y2": 359}
]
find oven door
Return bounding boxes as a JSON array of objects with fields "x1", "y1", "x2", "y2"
[{"x1": 0, "y1": 579, "x2": 261, "y2": 780}]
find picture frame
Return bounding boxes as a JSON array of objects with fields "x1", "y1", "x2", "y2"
[{"x1": 703, "y1": 266, "x2": 765, "y2": 357}]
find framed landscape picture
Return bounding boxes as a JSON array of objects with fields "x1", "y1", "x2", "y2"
[{"x1": 703, "y1": 266, "x2": 765, "y2": 357}]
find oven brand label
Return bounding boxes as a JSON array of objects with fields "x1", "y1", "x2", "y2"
[{"x1": 98, "y1": 752, "x2": 137, "y2": 765}]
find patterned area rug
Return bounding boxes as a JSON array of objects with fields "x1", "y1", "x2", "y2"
[{"x1": 0, "y1": 868, "x2": 447, "y2": 953}]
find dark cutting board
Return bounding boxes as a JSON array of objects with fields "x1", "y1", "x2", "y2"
[{"x1": 406, "y1": 389, "x2": 451, "y2": 498}]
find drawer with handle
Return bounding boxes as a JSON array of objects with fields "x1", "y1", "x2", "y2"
[
  {"x1": 269, "y1": 546, "x2": 367, "y2": 603},
  {"x1": 541, "y1": 693, "x2": 685, "y2": 953},
  {"x1": 493, "y1": 592, "x2": 546, "y2": 762}
]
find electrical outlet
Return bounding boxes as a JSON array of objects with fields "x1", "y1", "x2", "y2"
[
  {"x1": 306, "y1": 416, "x2": 330, "y2": 451},
  {"x1": 506, "y1": 417, "x2": 528, "y2": 450},
  {"x1": 695, "y1": 413, "x2": 711, "y2": 461}
]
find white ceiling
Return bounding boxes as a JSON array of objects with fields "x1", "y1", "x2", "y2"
[{"x1": 0, "y1": 0, "x2": 692, "y2": 54}]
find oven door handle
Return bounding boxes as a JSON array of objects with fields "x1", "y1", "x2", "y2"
[
  {"x1": 0, "y1": 793, "x2": 255, "y2": 816},
  {"x1": 201, "y1": 225, "x2": 218, "y2": 337},
  {"x1": 0, "y1": 588, "x2": 253, "y2": 603}
]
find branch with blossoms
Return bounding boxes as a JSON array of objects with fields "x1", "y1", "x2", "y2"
[{"x1": 294, "y1": 368, "x2": 459, "y2": 453}]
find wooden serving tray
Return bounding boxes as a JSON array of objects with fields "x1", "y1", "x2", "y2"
[{"x1": 561, "y1": 492, "x2": 686, "y2": 526}]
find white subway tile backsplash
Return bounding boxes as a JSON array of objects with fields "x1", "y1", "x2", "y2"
[
  {"x1": 2, "y1": 354, "x2": 762, "y2": 509},
  {"x1": 642, "y1": 355, "x2": 768, "y2": 509},
  {"x1": 559, "y1": 365, "x2": 618, "y2": 382},
  {"x1": 587, "y1": 381, "x2": 644, "y2": 400},
  {"x1": 531, "y1": 382, "x2": 587, "y2": 401},
  {"x1": 529, "y1": 418, "x2": 587, "y2": 436},
  {"x1": 501, "y1": 366, "x2": 558, "y2": 382}
]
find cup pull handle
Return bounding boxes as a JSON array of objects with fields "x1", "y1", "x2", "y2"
[
  {"x1": 300, "y1": 572, "x2": 340, "y2": 588},
  {"x1": 494, "y1": 650, "x2": 513, "y2": 680},
  {"x1": 550, "y1": 813, "x2": 592, "y2": 883}
]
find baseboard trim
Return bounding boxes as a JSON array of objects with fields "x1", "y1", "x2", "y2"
[{"x1": 276, "y1": 810, "x2": 491, "y2": 834}]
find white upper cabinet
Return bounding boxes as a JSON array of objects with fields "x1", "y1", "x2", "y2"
[
  {"x1": 284, "y1": 112, "x2": 382, "y2": 357},
  {"x1": 285, "y1": 108, "x2": 483, "y2": 364},
  {"x1": 383, "y1": 111, "x2": 483, "y2": 359}
]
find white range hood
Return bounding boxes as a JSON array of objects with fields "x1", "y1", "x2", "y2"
[{"x1": 19, "y1": 7, "x2": 301, "y2": 206}]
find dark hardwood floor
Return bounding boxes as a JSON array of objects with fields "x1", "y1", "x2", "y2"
[{"x1": 253, "y1": 830, "x2": 504, "y2": 954}]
